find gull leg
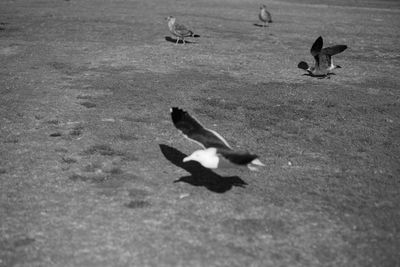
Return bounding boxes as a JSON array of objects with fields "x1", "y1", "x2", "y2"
[
  {"x1": 182, "y1": 38, "x2": 185, "y2": 44},
  {"x1": 175, "y1": 37, "x2": 179, "y2": 45}
]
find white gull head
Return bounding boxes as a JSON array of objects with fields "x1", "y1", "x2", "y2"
[{"x1": 166, "y1": 16, "x2": 176, "y2": 28}]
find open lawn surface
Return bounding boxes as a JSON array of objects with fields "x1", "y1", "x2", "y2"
[{"x1": 1, "y1": 0, "x2": 399, "y2": 266}]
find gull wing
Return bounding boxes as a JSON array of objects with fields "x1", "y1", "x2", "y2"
[
  {"x1": 322, "y1": 45, "x2": 347, "y2": 56},
  {"x1": 218, "y1": 149, "x2": 259, "y2": 165},
  {"x1": 310, "y1": 36, "x2": 323, "y2": 57},
  {"x1": 170, "y1": 107, "x2": 232, "y2": 149},
  {"x1": 265, "y1": 10, "x2": 272, "y2": 23},
  {"x1": 174, "y1": 23, "x2": 193, "y2": 37}
]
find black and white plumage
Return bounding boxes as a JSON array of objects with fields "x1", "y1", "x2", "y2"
[
  {"x1": 170, "y1": 107, "x2": 265, "y2": 171},
  {"x1": 298, "y1": 36, "x2": 347, "y2": 77},
  {"x1": 259, "y1": 4, "x2": 272, "y2": 27},
  {"x1": 166, "y1": 16, "x2": 195, "y2": 44}
]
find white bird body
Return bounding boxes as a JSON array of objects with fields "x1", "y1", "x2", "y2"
[{"x1": 183, "y1": 148, "x2": 220, "y2": 169}]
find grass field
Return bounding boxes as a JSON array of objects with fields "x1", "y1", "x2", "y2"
[{"x1": 1, "y1": 0, "x2": 399, "y2": 266}]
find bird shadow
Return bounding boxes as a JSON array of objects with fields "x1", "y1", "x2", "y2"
[
  {"x1": 301, "y1": 73, "x2": 336, "y2": 79},
  {"x1": 253, "y1": 23, "x2": 269, "y2": 27},
  {"x1": 165, "y1": 36, "x2": 198, "y2": 44},
  {"x1": 159, "y1": 144, "x2": 247, "y2": 193}
]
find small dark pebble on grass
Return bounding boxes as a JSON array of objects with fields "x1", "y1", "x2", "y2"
[
  {"x1": 61, "y1": 157, "x2": 77, "y2": 164},
  {"x1": 124, "y1": 200, "x2": 151, "y2": 209},
  {"x1": 69, "y1": 125, "x2": 84, "y2": 136},
  {"x1": 80, "y1": 102, "x2": 96, "y2": 108},
  {"x1": 13, "y1": 237, "x2": 35, "y2": 247}
]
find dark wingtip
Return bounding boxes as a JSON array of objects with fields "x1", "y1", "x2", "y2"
[
  {"x1": 311, "y1": 36, "x2": 323, "y2": 55},
  {"x1": 339, "y1": 45, "x2": 348, "y2": 53},
  {"x1": 170, "y1": 107, "x2": 183, "y2": 113},
  {"x1": 298, "y1": 61, "x2": 309, "y2": 70},
  {"x1": 336, "y1": 65, "x2": 342, "y2": 68},
  {"x1": 170, "y1": 107, "x2": 179, "y2": 113},
  {"x1": 322, "y1": 44, "x2": 348, "y2": 56},
  {"x1": 170, "y1": 107, "x2": 185, "y2": 124}
]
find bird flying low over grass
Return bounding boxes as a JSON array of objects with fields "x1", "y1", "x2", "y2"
[
  {"x1": 166, "y1": 16, "x2": 196, "y2": 44},
  {"x1": 259, "y1": 4, "x2": 272, "y2": 27},
  {"x1": 170, "y1": 107, "x2": 265, "y2": 171},
  {"x1": 298, "y1": 36, "x2": 347, "y2": 78}
]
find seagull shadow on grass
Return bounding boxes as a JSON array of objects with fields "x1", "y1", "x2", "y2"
[
  {"x1": 301, "y1": 73, "x2": 336, "y2": 79},
  {"x1": 165, "y1": 36, "x2": 200, "y2": 44},
  {"x1": 253, "y1": 23, "x2": 272, "y2": 27},
  {"x1": 159, "y1": 144, "x2": 247, "y2": 193}
]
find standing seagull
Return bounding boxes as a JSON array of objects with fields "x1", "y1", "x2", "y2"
[
  {"x1": 298, "y1": 36, "x2": 347, "y2": 77},
  {"x1": 259, "y1": 4, "x2": 272, "y2": 27},
  {"x1": 170, "y1": 107, "x2": 265, "y2": 171},
  {"x1": 166, "y1": 16, "x2": 195, "y2": 44}
]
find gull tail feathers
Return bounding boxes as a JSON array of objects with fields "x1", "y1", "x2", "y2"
[
  {"x1": 251, "y1": 158, "x2": 265, "y2": 166},
  {"x1": 247, "y1": 158, "x2": 265, "y2": 171}
]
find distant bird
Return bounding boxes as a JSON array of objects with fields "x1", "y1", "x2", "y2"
[
  {"x1": 166, "y1": 16, "x2": 195, "y2": 44},
  {"x1": 298, "y1": 36, "x2": 347, "y2": 77},
  {"x1": 170, "y1": 107, "x2": 265, "y2": 171},
  {"x1": 259, "y1": 4, "x2": 272, "y2": 27}
]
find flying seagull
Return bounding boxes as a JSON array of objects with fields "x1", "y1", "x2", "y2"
[
  {"x1": 170, "y1": 107, "x2": 265, "y2": 171},
  {"x1": 259, "y1": 4, "x2": 272, "y2": 27},
  {"x1": 298, "y1": 36, "x2": 347, "y2": 77},
  {"x1": 166, "y1": 16, "x2": 195, "y2": 44}
]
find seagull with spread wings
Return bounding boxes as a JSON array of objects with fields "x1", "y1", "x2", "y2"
[
  {"x1": 298, "y1": 36, "x2": 347, "y2": 77},
  {"x1": 170, "y1": 107, "x2": 265, "y2": 171}
]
